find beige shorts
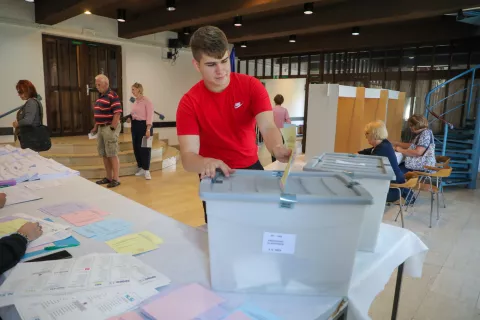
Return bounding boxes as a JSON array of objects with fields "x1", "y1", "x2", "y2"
[{"x1": 97, "y1": 125, "x2": 120, "y2": 157}]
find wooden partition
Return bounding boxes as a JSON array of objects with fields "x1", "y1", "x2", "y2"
[
  {"x1": 334, "y1": 87, "x2": 365, "y2": 153},
  {"x1": 386, "y1": 92, "x2": 406, "y2": 143},
  {"x1": 360, "y1": 89, "x2": 389, "y2": 149}
]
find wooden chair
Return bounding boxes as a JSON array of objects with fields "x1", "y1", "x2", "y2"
[
  {"x1": 406, "y1": 166, "x2": 453, "y2": 228},
  {"x1": 435, "y1": 155, "x2": 451, "y2": 168},
  {"x1": 388, "y1": 177, "x2": 419, "y2": 228}
]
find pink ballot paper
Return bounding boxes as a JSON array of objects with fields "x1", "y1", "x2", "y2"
[
  {"x1": 61, "y1": 209, "x2": 110, "y2": 227},
  {"x1": 141, "y1": 283, "x2": 225, "y2": 320},
  {"x1": 223, "y1": 311, "x2": 252, "y2": 320}
]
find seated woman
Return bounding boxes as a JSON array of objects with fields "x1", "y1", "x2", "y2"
[
  {"x1": 0, "y1": 193, "x2": 43, "y2": 274},
  {"x1": 392, "y1": 114, "x2": 436, "y2": 174},
  {"x1": 359, "y1": 120, "x2": 405, "y2": 202}
]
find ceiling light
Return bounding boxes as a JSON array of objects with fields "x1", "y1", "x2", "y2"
[
  {"x1": 457, "y1": 9, "x2": 466, "y2": 20},
  {"x1": 304, "y1": 3, "x2": 314, "y2": 14},
  {"x1": 289, "y1": 35, "x2": 296, "y2": 43},
  {"x1": 25, "y1": 0, "x2": 34, "y2": 2},
  {"x1": 240, "y1": 41, "x2": 247, "y2": 48},
  {"x1": 183, "y1": 27, "x2": 191, "y2": 35},
  {"x1": 117, "y1": 9, "x2": 126, "y2": 22},
  {"x1": 84, "y1": 10, "x2": 92, "y2": 15},
  {"x1": 352, "y1": 27, "x2": 360, "y2": 36},
  {"x1": 234, "y1": 16, "x2": 243, "y2": 27},
  {"x1": 166, "y1": 0, "x2": 176, "y2": 11}
]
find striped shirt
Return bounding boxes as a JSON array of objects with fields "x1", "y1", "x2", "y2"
[{"x1": 94, "y1": 89, "x2": 122, "y2": 124}]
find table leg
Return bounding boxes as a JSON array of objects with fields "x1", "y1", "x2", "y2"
[{"x1": 391, "y1": 263, "x2": 404, "y2": 320}]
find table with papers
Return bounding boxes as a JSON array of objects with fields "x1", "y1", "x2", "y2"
[{"x1": 0, "y1": 153, "x2": 427, "y2": 320}]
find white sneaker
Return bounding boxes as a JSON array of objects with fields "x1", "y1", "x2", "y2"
[
  {"x1": 144, "y1": 170, "x2": 152, "y2": 180},
  {"x1": 135, "y1": 168, "x2": 145, "y2": 176}
]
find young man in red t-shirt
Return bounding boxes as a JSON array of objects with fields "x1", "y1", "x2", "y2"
[{"x1": 176, "y1": 26, "x2": 291, "y2": 222}]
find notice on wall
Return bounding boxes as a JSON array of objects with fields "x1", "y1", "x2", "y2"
[{"x1": 262, "y1": 232, "x2": 296, "y2": 255}]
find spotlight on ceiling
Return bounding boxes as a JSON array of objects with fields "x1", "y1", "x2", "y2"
[
  {"x1": 84, "y1": 10, "x2": 92, "y2": 15},
  {"x1": 240, "y1": 41, "x2": 247, "y2": 48},
  {"x1": 457, "y1": 9, "x2": 466, "y2": 20},
  {"x1": 166, "y1": 0, "x2": 176, "y2": 11},
  {"x1": 25, "y1": 0, "x2": 34, "y2": 2},
  {"x1": 352, "y1": 27, "x2": 360, "y2": 36},
  {"x1": 117, "y1": 9, "x2": 126, "y2": 22},
  {"x1": 234, "y1": 16, "x2": 243, "y2": 27},
  {"x1": 304, "y1": 2, "x2": 314, "y2": 14},
  {"x1": 289, "y1": 35, "x2": 296, "y2": 43},
  {"x1": 183, "y1": 27, "x2": 192, "y2": 35}
]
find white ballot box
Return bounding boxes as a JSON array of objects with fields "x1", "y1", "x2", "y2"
[
  {"x1": 303, "y1": 153, "x2": 396, "y2": 252},
  {"x1": 200, "y1": 170, "x2": 372, "y2": 296}
]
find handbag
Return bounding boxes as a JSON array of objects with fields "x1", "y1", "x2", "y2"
[
  {"x1": 17, "y1": 99, "x2": 51, "y2": 152},
  {"x1": 405, "y1": 130, "x2": 436, "y2": 171}
]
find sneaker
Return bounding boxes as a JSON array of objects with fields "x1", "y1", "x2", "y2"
[
  {"x1": 107, "y1": 180, "x2": 121, "y2": 188},
  {"x1": 145, "y1": 170, "x2": 152, "y2": 180},
  {"x1": 135, "y1": 168, "x2": 145, "y2": 176}
]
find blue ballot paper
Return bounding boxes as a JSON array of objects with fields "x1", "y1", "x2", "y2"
[
  {"x1": 230, "y1": 303, "x2": 282, "y2": 320},
  {"x1": 74, "y1": 219, "x2": 132, "y2": 241},
  {"x1": 22, "y1": 236, "x2": 80, "y2": 260}
]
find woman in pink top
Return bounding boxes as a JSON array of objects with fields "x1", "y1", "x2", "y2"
[
  {"x1": 271, "y1": 94, "x2": 291, "y2": 162},
  {"x1": 127, "y1": 83, "x2": 154, "y2": 180}
]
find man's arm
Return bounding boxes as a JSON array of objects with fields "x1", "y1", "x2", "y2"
[
  {"x1": 179, "y1": 135, "x2": 234, "y2": 178},
  {"x1": 256, "y1": 111, "x2": 291, "y2": 162},
  {"x1": 111, "y1": 113, "x2": 121, "y2": 128}
]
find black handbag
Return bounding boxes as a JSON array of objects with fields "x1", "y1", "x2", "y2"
[{"x1": 17, "y1": 99, "x2": 51, "y2": 152}]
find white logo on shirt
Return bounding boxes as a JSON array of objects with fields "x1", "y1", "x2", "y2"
[{"x1": 234, "y1": 102, "x2": 243, "y2": 109}]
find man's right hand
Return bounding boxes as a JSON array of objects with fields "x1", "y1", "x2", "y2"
[
  {"x1": 17, "y1": 222, "x2": 43, "y2": 241},
  {"x1": 201, "y1": 159, "x2": 235, "y2": 179},
  {"x1": 90, "y1": 127, "x2": 97, "y2": 134}
]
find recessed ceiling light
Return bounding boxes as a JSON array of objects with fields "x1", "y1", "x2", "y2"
[
  {"x1": 240, "y1": 41, "x2": 247, "y2": 48},
  {"x1": 304, "y1": 3, "x2": 314, "y2": 15},
  {"x1": 84, "y1": 10, "x2": 92, "y2": 15},
  {"x1": 166, "y1": 0, "x2": 176, "y2": 11},
  {"x1": 352, "y1": 27, "x2": 360, "y2": 35},
  {"x1": 234, "y1": 16, "x2": 243, "y2": 27},
  {"x1": 117, "y1": 9, "x2": 126, "y2": 22},
  {"x1": 25, "y1": 0, "x2": 34, "y2": 2},
  {"x1": 289, "y1": 35, "x2": 296, "y2": 43},
  {"x1": 183, "y1": 27, "x2": 192, "y2": 35}
]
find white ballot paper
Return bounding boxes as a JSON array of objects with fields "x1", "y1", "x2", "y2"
[
  {"x1": 141, "y1": 136, "x2": 153, "y2": 148},
  {"x1": 88, "y1": 133, "x2": 98, "y2": 140},
  {"x1": 3, "y1": 186, "x2": 42, "y2": 206},
  {"x1": 0, "y1": 253, "x2": 170, "y2": 298},
  {"x1": 15, "y1": 284, "x2": 158, "y2": 320}
]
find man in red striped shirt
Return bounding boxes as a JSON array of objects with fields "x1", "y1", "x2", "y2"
[{"x1": 90, "y1": 74, "x2": 122, "y2": 188}]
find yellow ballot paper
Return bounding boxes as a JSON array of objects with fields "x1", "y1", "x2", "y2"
[
  {"x1": 0, "y1": 219, "x2": 29, "y2": 235},
  {"x1": 280, "y1": 152, "x2": 296, "y2": 192},
  {"x1": 106, "y1": 231, "x2": 163, "y2": 255},
  {"x1": 281, "y1": 125, "x2": 297, "y2": 151}
]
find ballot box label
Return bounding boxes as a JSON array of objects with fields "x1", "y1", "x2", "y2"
[{"x1": 262, "y1": 232, "x2": 296, "y2": 254}]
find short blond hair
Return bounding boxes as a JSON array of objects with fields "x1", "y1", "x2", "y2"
[
  {"x1": 95, "y1": 74, "x2": 109, "y2": 84},
  {"x1": 132, "y1": 82, "x2": 144, "y2": 95},
  {"x1": 365, "y1": 120, "x2": 388, "y2": 140},
  {"x1": 407, "y1": 114, "x2": 429, "y2": 130}
]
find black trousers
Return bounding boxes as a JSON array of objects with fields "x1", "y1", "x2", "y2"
[
  {"x1": 201, "y1": 160, "x2": 264, "y2": 224},
  {"x1": 131, "y1": 120, "x2": 153, "y2": 170}
]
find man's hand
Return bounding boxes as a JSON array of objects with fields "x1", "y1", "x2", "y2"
[
  {"x1": 17, "y1": 222, "x2": 43, "y2": 241},
  {"x1": 201, "y1": 159, "x2": 235, "y2": 179},
  {"x1": 90, "y1": 126, "x2": 98, "y2": 134},
  {"x1": 272, "y1": 145, "x2": 292, "y2": 163}
]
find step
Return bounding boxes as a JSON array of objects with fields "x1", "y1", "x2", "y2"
[
  {"x1": 434, "y1": 139, "x2": 474, "y2": 144},
  {"x1": 443, "y1": 149, "x2": 473, "y2": 155},
  {"x1": 442, "y1": 179, "x2": 471, "y2": 187},
  {"x1": 72, "y1": 147, "x2": 180, "y2": 179},
  {"x1": 450, "y1": 159, "x2": 473, "y2": 165},
  {"x1": 41, "y1": 142, "x2": 166, "y2": 166},
  {"x1": 46, "y1": 133, "x2": 163, "y2": 154}
]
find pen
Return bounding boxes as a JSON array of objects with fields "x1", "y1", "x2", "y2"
[{"x1": 44, "y1": 244, "x2": 79, "y2": 251}]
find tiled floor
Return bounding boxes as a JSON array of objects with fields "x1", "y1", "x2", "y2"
[{"x1": 371, "y1": 186, "x2": 480, "y2": 320}]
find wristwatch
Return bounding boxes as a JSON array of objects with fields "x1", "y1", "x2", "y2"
[{"x1": 14, "y1": 232, "x2": 30, "y2": 242}]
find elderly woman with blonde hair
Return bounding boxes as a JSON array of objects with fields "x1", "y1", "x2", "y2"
[{"x1": 359, "y1": 120, "x2": 406, "y2": 202}]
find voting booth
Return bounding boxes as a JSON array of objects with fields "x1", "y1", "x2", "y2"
[
  {"x1": 200, "y1": 170, "x2": 373, "y2": 296},
  {"x1": 305, "y1": 84, "x2": 406, "y2": 160},
  {"x1": 304, "y1": 153, "x2": 395, "y2": 252}
]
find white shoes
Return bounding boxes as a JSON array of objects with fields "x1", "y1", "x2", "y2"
[
  {"x1": 144, "y1": 170, "x2": 152, "y2": 180},
  {"x1": 135, "y1": 168, "x2": 145, "y2": 176}
]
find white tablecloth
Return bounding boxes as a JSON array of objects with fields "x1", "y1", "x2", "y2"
[{"x1": 0, "y1": 175, "x2": 428, "y2": 320}]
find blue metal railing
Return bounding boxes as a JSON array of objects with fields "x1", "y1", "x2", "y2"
[{"x1": 0, "y1": 106, "x2": 21, "y2": 119}]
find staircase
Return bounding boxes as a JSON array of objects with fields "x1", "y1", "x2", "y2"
[
  {"x1": 39, "y1": 132, "x2": 180, "y2": 179},
  {"x1": 424, "y1": 65, "x2": 480, "y2": 189}
]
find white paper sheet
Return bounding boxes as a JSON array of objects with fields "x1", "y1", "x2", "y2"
[
  {"x1": 2, "y1": 186, "x2": 42, "y2": 206},
  {"x1": 10, "y1": 213, "x2": 71, "y2": 247},
  {"x1": 23, "y1": 180, "x2": 62, "y2": 191},
  {"x1": 141, "y1": 137, "x2": 153, "y2": 148}
]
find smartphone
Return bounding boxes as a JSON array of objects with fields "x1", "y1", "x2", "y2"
[{"x1": 25, "y1": 250, "x2": 73, "y2": 263}]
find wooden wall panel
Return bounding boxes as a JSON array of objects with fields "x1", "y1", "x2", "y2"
[
  {"x1": 361, "y1": 90, "x2": 389, "y2": 149},
  {"x1": 386, "y1": 92, "x2": 406, "y2": 143},
  {"x1": 334, "y1": 87, "x2": 365, "y2": 153}
]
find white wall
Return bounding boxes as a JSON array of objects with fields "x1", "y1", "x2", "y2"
[
  {"x1": 0, "y1": 0, "x2": 200, "y2": 144},
  {"x1": 262, "y1": 79, "x2": 306, "y2": 118}
]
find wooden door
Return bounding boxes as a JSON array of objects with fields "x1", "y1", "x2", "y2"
[{"x1": 42, "y1": 35, "x2": 122, "y2": 136}]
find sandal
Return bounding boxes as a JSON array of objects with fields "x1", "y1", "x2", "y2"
[
  {"x1": 107, "y1": 180, "x2": 121, "y2": 188},
  {"x1": 96, "y1": 177, "x2": 111, "y2": 185}
]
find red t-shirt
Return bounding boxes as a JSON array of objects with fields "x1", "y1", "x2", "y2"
[{"x1": 176, "y1": 73, "x2": 272, "y2": 168}]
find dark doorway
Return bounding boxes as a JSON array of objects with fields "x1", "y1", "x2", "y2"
[{"x1": 42, "y1": 35, "x2": 122, "y2": 136}]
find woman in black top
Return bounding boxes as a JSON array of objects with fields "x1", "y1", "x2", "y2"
[
  {"x1": 358, "y1": 120, "x2": 405, "y2": 202},
  {"x1": 0, "y1": 193, "x2": 43, "y2": 274}
]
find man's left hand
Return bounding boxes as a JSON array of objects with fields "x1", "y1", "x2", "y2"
[{"x1": 272, "y1": 145, "x2": 292, "y2": 163}]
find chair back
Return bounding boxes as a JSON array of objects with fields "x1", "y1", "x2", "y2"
[{"x1": 436, "y1": 156, "x2": 451, "y2": 167}]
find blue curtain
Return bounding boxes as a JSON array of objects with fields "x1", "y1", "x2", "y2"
[{"x1": 230, "y1": 47, "x2": 236, "y2": 72}]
